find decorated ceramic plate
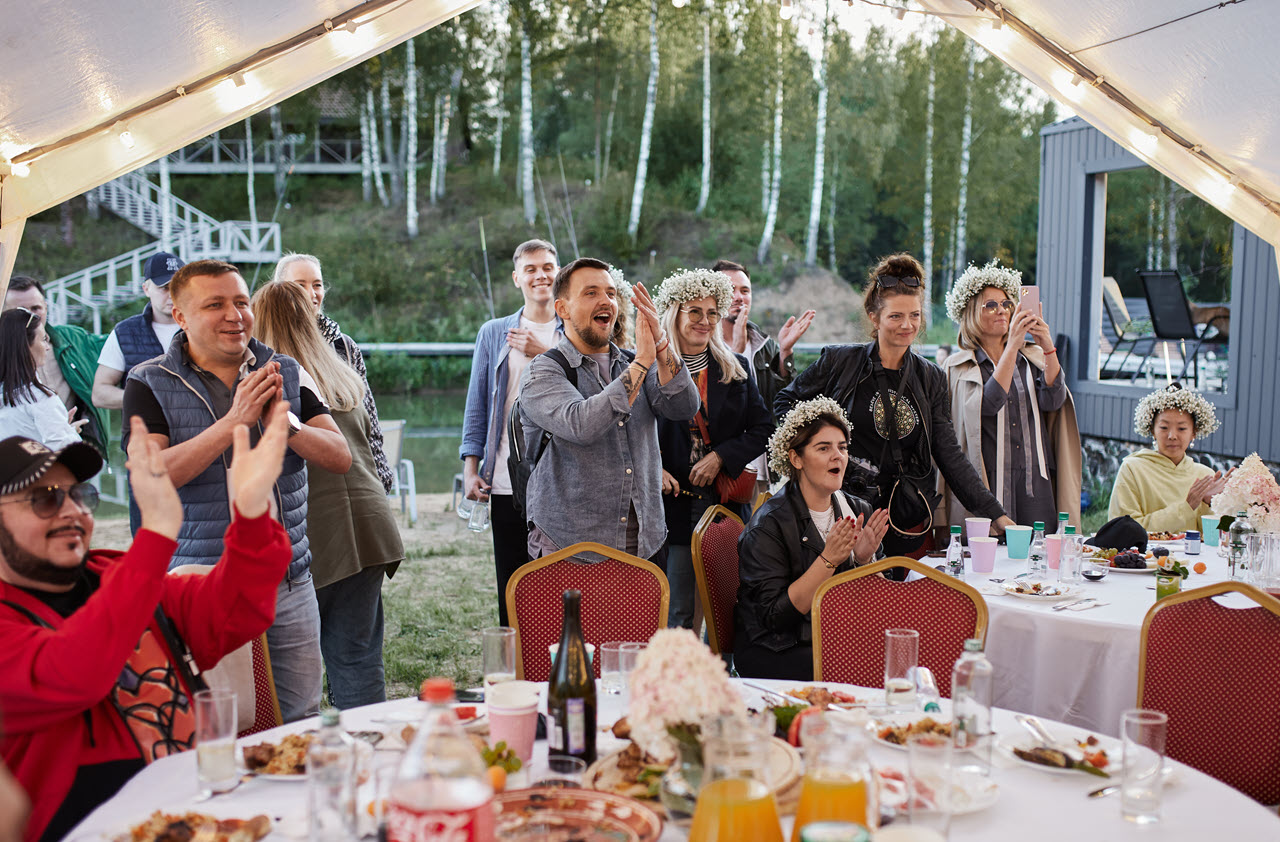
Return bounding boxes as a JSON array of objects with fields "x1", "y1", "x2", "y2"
[
  {"x1": 867, "y1": 714, "x2": 954, "y2": 751},
  {"x1": 996, "y1": 730, "x2": 1121, "y2": 776},
  {"x1": 493, "y1": 787, "x2": 664, "y2": 842}
]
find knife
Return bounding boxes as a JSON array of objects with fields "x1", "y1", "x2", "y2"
[{"x1": 1052, "y1": 597, "x2": 1096, "y2": 612}]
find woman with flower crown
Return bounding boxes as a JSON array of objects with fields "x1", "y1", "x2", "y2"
[
  {"x1": 652, "y1": 269, "x2": 772, "y2": 631},
  {"x1": 734, "y1": 397, "x2": 890, "y2": 680},
  {"x1": 1109, "y1": 383, "x2": 1231, "y2": 532},
  {"x1": 775, "y1": 253, "x2": 1012, "y2": 557},
  {"x1": 939, "y1": 260, "x2": 1081, "y2": 531}
]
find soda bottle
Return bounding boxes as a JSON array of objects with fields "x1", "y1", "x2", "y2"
[
  {"x1": 951, "y1": 639, "x2": 993, "y2": 777},
  {"x1": 387, "y1": 677, "x2": 495, "y2": 842},
  {"x1": 547, "y1": 589, "x2": 597, "y2": 764},
  {"x1": 1028, "y1": 521, "x2": 1047, "y2": 577},
  {"x1": 945, "y1": 525, "x2": 964, "y2": 579},
  {"x1": 308, "y1": 709, "x2": 356, "y2": 842}
]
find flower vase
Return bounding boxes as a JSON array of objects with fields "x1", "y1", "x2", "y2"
[{"x1": 659, "y1": 729, "x2": 703, "y2": 827}]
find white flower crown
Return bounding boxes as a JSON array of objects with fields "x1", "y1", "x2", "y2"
[
  {"x1": 607, "y1": 264, "x2": 633, "y2": 305},
  {"x1": 652, "y1": 269, "x2": 732, "y2": 315},
  {"x1": 767, "y1": 396, "x2": 851, "y2": 478},
  {"x1": 1133, "y1": 384, "x2": 1220, "y2": 438},
  {"x1": 944, "y1": 259, "x2": 1023, "y2": 323}
]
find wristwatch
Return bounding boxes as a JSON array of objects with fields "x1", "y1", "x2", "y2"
[{"x1": 286, "y1": 411, "x2": 302, "y2": 437}]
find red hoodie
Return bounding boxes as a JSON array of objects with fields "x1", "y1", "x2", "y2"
[{"x1": 0, "y1": 510, "x2": 290, "y2": 842}]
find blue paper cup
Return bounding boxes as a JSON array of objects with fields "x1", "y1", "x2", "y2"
[
  {"x1": 1201, "y1": 515, "x2": 1221, "y2": 547},
  {"x1": 1006, "y1": 525, "x2": 1033, "y2": 559}
]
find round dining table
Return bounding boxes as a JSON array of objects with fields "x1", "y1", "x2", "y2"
[
  {"x1": 68, "y1": 677, "x2": 1277, "y2": 841},
  {"x1": 965, "y1": 539, "x2": 1242, "y2": 737}
]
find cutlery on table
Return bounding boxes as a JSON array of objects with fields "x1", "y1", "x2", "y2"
[
  {"x1": 1052, "y1": 597, "x2": 1096, "y2": 612},
  {"x1": 1071, "y1": 601, "x2": 1109, "y2": 611},
  {"x1": 988, "y1": 578, "x2": 1006, "y2": 583},
  {"x1": 742, "y1": 681, "x2": 792, "y2": 706}
]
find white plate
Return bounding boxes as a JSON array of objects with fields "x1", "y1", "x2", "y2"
[
  {"x1": 1107, "y1": 562, "x2": 1158, "y2": 574},
  {"x1": 867, "y1": 713, "x2": 954, "y2": 751},
  {"x1": 877, "y1": 767, "x2": 999, "y2": 815},
  {"x1": 997, "y1": 731, "x2": 1121, "y2": 776},
  {"x1": 1000, "y1": 582, "x2": 1079, "y2": 600}
]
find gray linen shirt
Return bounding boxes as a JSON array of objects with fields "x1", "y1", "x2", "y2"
[{"x1": 520, "y1": 336, "x2": 699, "y2": 560}]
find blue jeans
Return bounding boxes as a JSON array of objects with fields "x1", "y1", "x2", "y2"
[
  {"x1": 265, "y1": 572, "x2": 323, "y2": 723},
  {"x1": 315, "y1": 565, "x2": 389, "y2": 710},
  {"x1": 667, "y1": 544, "x2": 696, "y2": 630}
]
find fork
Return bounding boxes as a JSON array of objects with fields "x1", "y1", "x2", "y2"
[{"x1": 1052, "y1": 597, "x2": 1096, "y2": 612}]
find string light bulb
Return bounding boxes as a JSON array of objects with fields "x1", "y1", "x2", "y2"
[
  {"x1": 0, "y1": 160, "x2": 31, "y2": 178},
  {"x1": 780, "y1": 0, "x2": 794, "y2": 20},
  {"x1": 893, "y1": 6, "x2": 906, "y2": 21},
  {"x1": 992, "y1": 3, "x2": 1004, "y2": 29},
  {"x1": 231, "y1": 72, "x2": 247, "y2": 88},
  {"x1": 672, "y1": 0, "x2": 689, "y2": 7},
  {"x1": 114, "y1": 123, "x2": 135, "y2": 149}
]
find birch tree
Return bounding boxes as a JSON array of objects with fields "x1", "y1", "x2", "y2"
[
  {"x1": 381, "y1": 75, "x2": 404, "y2": 205},
  {"x1": 519, "y1": 20, "x2": 536, "y2": 223},
  {"x1": 921, "y1": 58, "x2": 936, "y2": 327},
  {"x1": 269, "y1": 105, "x2": 286, "y2": 200},
  {"x1": 366, "y1": 87, "x2": 390, "y2": 207},
  {"x1": 757, "y1": 19, "x2": 784, "y2": 264},
  {"x1": 437, "y1": 69, "x2": 461, "y2": 198},
  {"x1": 695, "y1": 7, "x2": 712, "y2": 215},
  {"x1": 602, "y1": 70, "x2": 620, "y2": 184},
  {"x1": 953, "y1": 40, "x2": 974, "y2": 279},
  {"x1": 1165, "y1": 179, "x2": 1179, "y2": 271},
  {"x1": 405, "y1": 38, "x2": 419, "y2": 237},
  {"x1": 159, "y1": 154, "x2": 172, "y2": 252},
  {"x1": 429, "y1": 93, "x2": 442, "y2": 205},
  {"x1": 804, "y1": 0, "x2": 830, "y2": 265},
  {"x1": 245, "y1": 116, "x2": 258, "y2": 232},
  {"x1": 826, "y1": 153, "x2": 838, "y2": 271},
  {"x1": 627, "y1": 0, "x2": 660, "y2": 240},
  {"x1": 761, "y1": 137, "x2": 770, "y2": 217},
  {"x1": 493, "y1": 42, "x2": 508, "y2": 178},
  {"x1": 359, "y1": 93, "x2": 374, "y2": 203}
]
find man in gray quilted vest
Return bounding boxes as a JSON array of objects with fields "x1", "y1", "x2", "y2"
[{"x1": 121, "y1": 259, "x2": 352, "y2": 722}]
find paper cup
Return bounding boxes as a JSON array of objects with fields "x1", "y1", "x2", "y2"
[
  {"x1": 969, "y1": 537, "x2": 998, "y2": 573},
  {"x1": 1045, "y1": 534, "x2": 1064, "y2": 570},
  {"x1": 1006, "y1": 525, "x2": 1033, "y2": 560},
  {"x1": 486, "y1": 680, "x2": 541, "y2": 763},
  {"x1": 964, "y1": 517, "x2": 991, "y2": 546},
  {"x1": 1201, "y1": 515, "x2": 1221, "y2": 547}
]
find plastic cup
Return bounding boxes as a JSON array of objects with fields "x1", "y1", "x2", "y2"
[
  {"x1": 964, "y1": 517, "x2": 991, "y2": 546},
  {"x1": 906, "y1": 734, "x2": 952, "y2": 836},
  {"x1": 1121, "y1": 709, "x2": 1168, "y2": 824},
  {"x1": 1045, "y1": 534, "x2": 1064, "y2": 570},
  {"x1": 194, "y1": 688, "x2": 238, "y2": 796},
  {"x1": 1201, "y1": 515, "x2": 1221, "y2": 547},
  {"x1": 1005, "y1": 525, "x2": 1033, "y2": 560},
  {"x1": 486, "y1": 680, "x2": 541, "y2": 764},
  {"x1": 884, "y1": 629, "x2": 919, "y2": 712},
  {"x1": 969, "y1": 537, "x2": 997, "y2": 573}
]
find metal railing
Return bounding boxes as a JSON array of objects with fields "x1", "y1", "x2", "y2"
[{"x1": 164, "y1": 136, "x2": 431, "y2": 173}]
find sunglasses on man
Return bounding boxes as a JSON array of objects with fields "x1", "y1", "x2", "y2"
[{"x1": 0, "y1": 483, "x2": 100, "y2": 518}]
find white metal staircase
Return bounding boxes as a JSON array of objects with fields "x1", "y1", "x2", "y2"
[{"x1": 45, "y1": 172, "x2": 281, "y2": 332}]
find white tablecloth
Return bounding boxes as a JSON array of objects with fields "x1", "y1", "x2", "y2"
[
  {"x1": 969, "y1": 541, "x2": 1244, "y2": 736},
  {"x1": 70, "y1": 679, "x2": 1277, "y2": 842}
]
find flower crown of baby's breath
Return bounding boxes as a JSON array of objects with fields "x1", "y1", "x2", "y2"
[
  {"x1": 944, "y1": 259, "x2": 1023, "y2": 323},
  {"x1": 607, "y1": 264, "x2": 633, "y2": 305},
  {"x1": 652, "y1": 269, "x2": 732, "y2": 315},
  {"x1": 767, "y1": 396, "x2": 851, "y2": 478},
  {"x1": 1134, "y1": 383, "x2": 1219, "y2": 438}
]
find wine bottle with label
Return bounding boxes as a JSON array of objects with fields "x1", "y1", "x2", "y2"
[{"x1": 547, "y1": 589, "x2": 597, "y2": 764}]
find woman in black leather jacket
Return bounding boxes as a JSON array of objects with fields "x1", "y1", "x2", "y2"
[
  {"x1": 774, "y1": 253, "x2": 1012, "y2": 556},
  {"x1": 734, "y1": 397, "x2": 890, "y2": 680}
]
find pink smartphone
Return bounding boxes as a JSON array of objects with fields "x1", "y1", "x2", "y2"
[{"x1": 1017, "y1": 285, "x2": 1040, "y2": 316}]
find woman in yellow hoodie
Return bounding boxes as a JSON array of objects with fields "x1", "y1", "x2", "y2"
[{"x1": 1109, "y1": 383, "x2": 1230, "y2": 532}]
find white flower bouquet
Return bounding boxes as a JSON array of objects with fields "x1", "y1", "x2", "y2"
[
  {"x1": 1212, "y1": 453, "x2": 1280, "y2": 533},
  {"x1": 626, "y1": 629, "x2": 743, "y2": 761}
]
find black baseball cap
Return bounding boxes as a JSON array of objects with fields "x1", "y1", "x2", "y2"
[
  {"x1": 143, "y1": 252, "x2": 185, "y2": 287},
  {"x1": 0, "y1": 437, "x2": 104, "y2": 496}
]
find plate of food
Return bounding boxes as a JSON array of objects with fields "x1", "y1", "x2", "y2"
[
  {"x1": 997, "y1": 730, "x2": 1118, "y2": 777},
  {"x1": 785, "y1": 685, "x2": 868, "y2": 708},
  {"x1": 868, "y1": 714, "x2": 953, "y2": 751},
  {"x1": 117, "y1": 811, "x2": 271, "y2": 842},
  {"x1": 240, "y1": 733, "x2": 313, "y2": 779},
  {"x1": 1147, "y1": 531, "x2": 1185, "y2": 542},
  {"x1": 1000, "y1": 581, "x2": 1079, "y2": 600},
  {"x1": 493, "y1": 787, "x2": 664, "y2": 842}
]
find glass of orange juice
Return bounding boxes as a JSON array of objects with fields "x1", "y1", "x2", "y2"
[
  {"x1": 689, "y1": 714, "x2": 784, "y2": 842},
  {"x1": 792, "y1": 712, "x2": 876, "y2": 841}
]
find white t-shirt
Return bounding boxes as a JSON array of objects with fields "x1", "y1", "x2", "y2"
[
  {"x1": 97, "y1": 320, "x2": 182, "y2": 372},
  {"x1": 490, "y1": 317, "x2": 559, "y2": 495},
  {"x1": 0, "y1": 387, "x2": 81, "y2": 450}
]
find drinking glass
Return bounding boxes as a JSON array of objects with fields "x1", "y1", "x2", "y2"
[
  {"x1": 1121, "y1": 709, "x2": 1168, "y2": 825},
  {"x1": 1058, "y1": 534, "x2": 1083, "y2": 585},
  {"x1": 532, "y1": 755, "x2": 587, "y2": 788},
  {"x1": 689, "y1": 714, "x2": 784, "y2": 842},
  {"x1": 457, "y1": 496, "x2": 476, "y2": 520},
  {"x1": 600, "y1": 642, "x2": 627, "y2": 695},
  {"x1": 1253, "y1": 534, "x2": 1280, "y2": 596},
  {"x1": 791, "y1": 713, "x2": 876, "y2": 840},
  {"x1": 906, "y1": 734, "x2": 952, "y2": 838},
  {"x1": 195, "y1": 688, "x2": 238, "y2": 796},
  {"x1": 884, "y1": 629, "x2": 919, "y2": 712},
  {"x1": 467, "y1": 500, "x2": 491, "y2": 532},
  {"x1": 481, "y1": 626, "x2": 517, "y2": 695},
  {"x1": 1244, "y1": 533, "x2": 1265, "y2": 585}
]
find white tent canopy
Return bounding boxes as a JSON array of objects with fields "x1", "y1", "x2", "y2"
[
  {"x1": 916, "y1": 0, "x2": 1280, "y2": 256},
  {"x1": 0, "y1": 0, "x2": 484, "y2": 283}
]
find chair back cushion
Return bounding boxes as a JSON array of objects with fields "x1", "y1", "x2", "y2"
[
  {"x1": 1141, "y1": 593, "x2": 1280, "y2": 803},
  {"x1": 814, "y1": 574, "x2": 980, "y2": 697},
  {"x1": 511, "y1": 557, "x2": 666, "y2": 682},
  {"x1": 1139, "y1": 270, "x2": 1198, "y2": 339},
  {"x1": 696, "y1": 514, "x2": 743, "y2": 655}
]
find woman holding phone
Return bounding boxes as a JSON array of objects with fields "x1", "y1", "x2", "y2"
[{"x1": 939, "y1": 260, "x2": 1080, "y2": 530}]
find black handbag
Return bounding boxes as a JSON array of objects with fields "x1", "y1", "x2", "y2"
[{"x1": 871, "y1": 363, "x2": 933, "y2": 537}]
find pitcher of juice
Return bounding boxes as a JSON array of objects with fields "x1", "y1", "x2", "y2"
[
  {"x1": 792, "y1": 713, "x2": 876, "y2": 841},
  {"x1": 689, "y1": 713, "x2": 784, "y2": 842}
]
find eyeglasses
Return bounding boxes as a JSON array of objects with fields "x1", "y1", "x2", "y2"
[
  {"x1": 13, "y1": 307, "x2": 38, "y2": 329},
  {"x1": 679, "y1": 306, "x2": 722, "y2": 324},
  {"x1": 980, "y1": 299, "x2": 1016, "y2": 313},
  {"x1": 0, "y1": 483, "x2": 99, "y2": 518},
  {"x1": 875, "y1": 274, "x2": 923, "y2": 289}
]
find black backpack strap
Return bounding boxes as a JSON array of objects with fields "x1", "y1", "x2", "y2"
[
  {"x1": 543, "y1": 347, "x2": 578, "y2": 387},
  {"x1": 1, "y1": 599, "x2": 52, "y2": 628}
]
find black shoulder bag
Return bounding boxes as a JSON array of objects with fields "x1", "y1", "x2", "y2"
[{"x1": 872, "y1": 361, "x2": 933, "y2": 537}]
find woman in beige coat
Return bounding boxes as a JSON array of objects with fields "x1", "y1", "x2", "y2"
[{"x1": 938, "y1": 261, "x2": 1082, "y2": 531}]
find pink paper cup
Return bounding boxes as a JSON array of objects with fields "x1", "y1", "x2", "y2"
[
  {"x1": 1045, "y1": 534, "x2": 1064, "y2": 570},
  {"x1": 486, "y1": 681, "x2": 540, "y2": 764},
  {"x1": 969, "y1": 537, "x2": 998, "y2": 573},
  {"x1": 964, "y1": 517, "x2": 991, "y2": 546}
]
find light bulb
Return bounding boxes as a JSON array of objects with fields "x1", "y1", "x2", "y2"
[
  {"x1": 893, "y1": 7, "x2": 906, "y2": 21},
  {"x1": 115, "y1": 123, "x2": 136, "y2": 149},
  {"x1": 231, "y1": 72, "x2": 247, "y2": 88}
]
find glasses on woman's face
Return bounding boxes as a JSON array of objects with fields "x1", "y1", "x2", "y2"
[
  {"x1": 875, "y1": 274, "x2": 922, "y2": 289},
  {"x1": 679, "y1": 306, "x2": 722, "y2": 324},
  {"x1": 0, "y1": 483, "x2": 100, "y2": 519},
  {"x1": 980, "y1": 299, "x2": 1016, "y2": 313}
]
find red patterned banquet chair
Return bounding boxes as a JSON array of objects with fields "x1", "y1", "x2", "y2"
[
  {"x1": 810, "y1": 557, "x2": 988, "y2": 698},
  {"x1": 1138, "y1": 581, "x2": 1280, "y2": 804},
  {"x1": 692, "y1": 505, "x2": 744, "y2": 657},
  {"x1": 169, "y1": 565, "x2": 283, "y2": 737},
  {"x1": 506, "y1": 542, "x2": 670, "y2": 682}
]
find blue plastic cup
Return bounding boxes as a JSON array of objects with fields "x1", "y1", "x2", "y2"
[
  {"x1": 1201, "y1": 515, "x2": 1221, "y2": 547},
  {"x1": 1006, "y1": 525, "x2": 1033, "y2": 559}
]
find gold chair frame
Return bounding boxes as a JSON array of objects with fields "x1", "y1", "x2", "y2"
[
  {"x1": 752, "y1": 491, "x2": 772, "y2": 514},
  {"x1": 691, "y1": 504, "x2": 744, "y2": 655}
]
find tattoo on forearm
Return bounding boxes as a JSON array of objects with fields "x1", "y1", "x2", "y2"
[
  {"x1": 623, "y1": 364, "x2": 644, "y2": 405},
  {"x1": 663, "y1": 348, "x2": 682, "y2": 379}
]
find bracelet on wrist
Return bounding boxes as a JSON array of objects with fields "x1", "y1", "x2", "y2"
[
  {"x1": 1044, "y1": 347, "x2": 1057, "y2": 356},
  {"x1": 655, "y1": 339, "x2": 669, "y2": 354},
  {"x1": 820, "y1": 554, "x2": 837, "y2": 570}
]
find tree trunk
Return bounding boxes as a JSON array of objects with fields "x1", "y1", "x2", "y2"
[
  {"x1": 438, "y1": 69, "x2": 461, "y2": 198},
  {"x1": 60, "y1": 201, "x2": 74, "y2": 248},
  {"x1": 761, "y1": 137, "x2": 771, "y2": 217},
  {"x1": 360, "y1": 93, "x2": 374, "y2": 203},
  {"x1": 627, "y1": 0, "x2": 660, "y2": 241},
  {"x1": 756, "y1": 20, "x2": 784, "y2": 264},
  {"x1": 159, "y1": 154, "x2": 172, "y2": 252},
  {"x1": 602, "y1": 70, "x2": 621, "y2": 185},
  {"x1": 1166, "y1": 180, "x2": 1178, "y2": 271},
  {"x1": 1146, "y1": 195, "x2": 1155, "y2": 269},
  {"x1": 493, "y1": 45, "x2": 508, "y2": 179},
  {"x1": 534, "y1": 157, "x2": 558, "y2": 251},
  {"x1": 696, "y1": 12, "x2": 712, "y2": 215},
  {"x1": 803, "y1": 0, "x2": 830, "y2": 265},
  {"x1": 922, "y1": 59, "x2": 936, "y2": 327},
  {"x1": 430, "y1": 93, "x2": 442, "y2": 205},
  {"x1": 405, "y1": 38, "x2": 419, "y2": 237},
  {"x1": 245, "y1": 116, "x2": 259, "y2": 232},
  {"x1": 826, "y1": 153, "x2": 838, "y2": 272},
  {"x1": 367, "y1": 87, "x2": 390, "y2": 207},
  {"x1": 270, "y1": 105, "x2": 286, "y2": 199},
  {"x1": 1154, "y1": 186, "x2": 1165, "y2": 271},
  {"x1": 953, "y1": 41, "x2": 974, "y2": 280},
  {"x1": 381, "y1": 75, "x2": 404, "y2": 205},
  {"x1": 520, "y1": 24, "x2": 536, "y2": 223}
]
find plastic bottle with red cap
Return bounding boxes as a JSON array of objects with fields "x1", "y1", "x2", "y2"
[{"x1": 386, "y1": 677, "x2": 495, "y2": 842}]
